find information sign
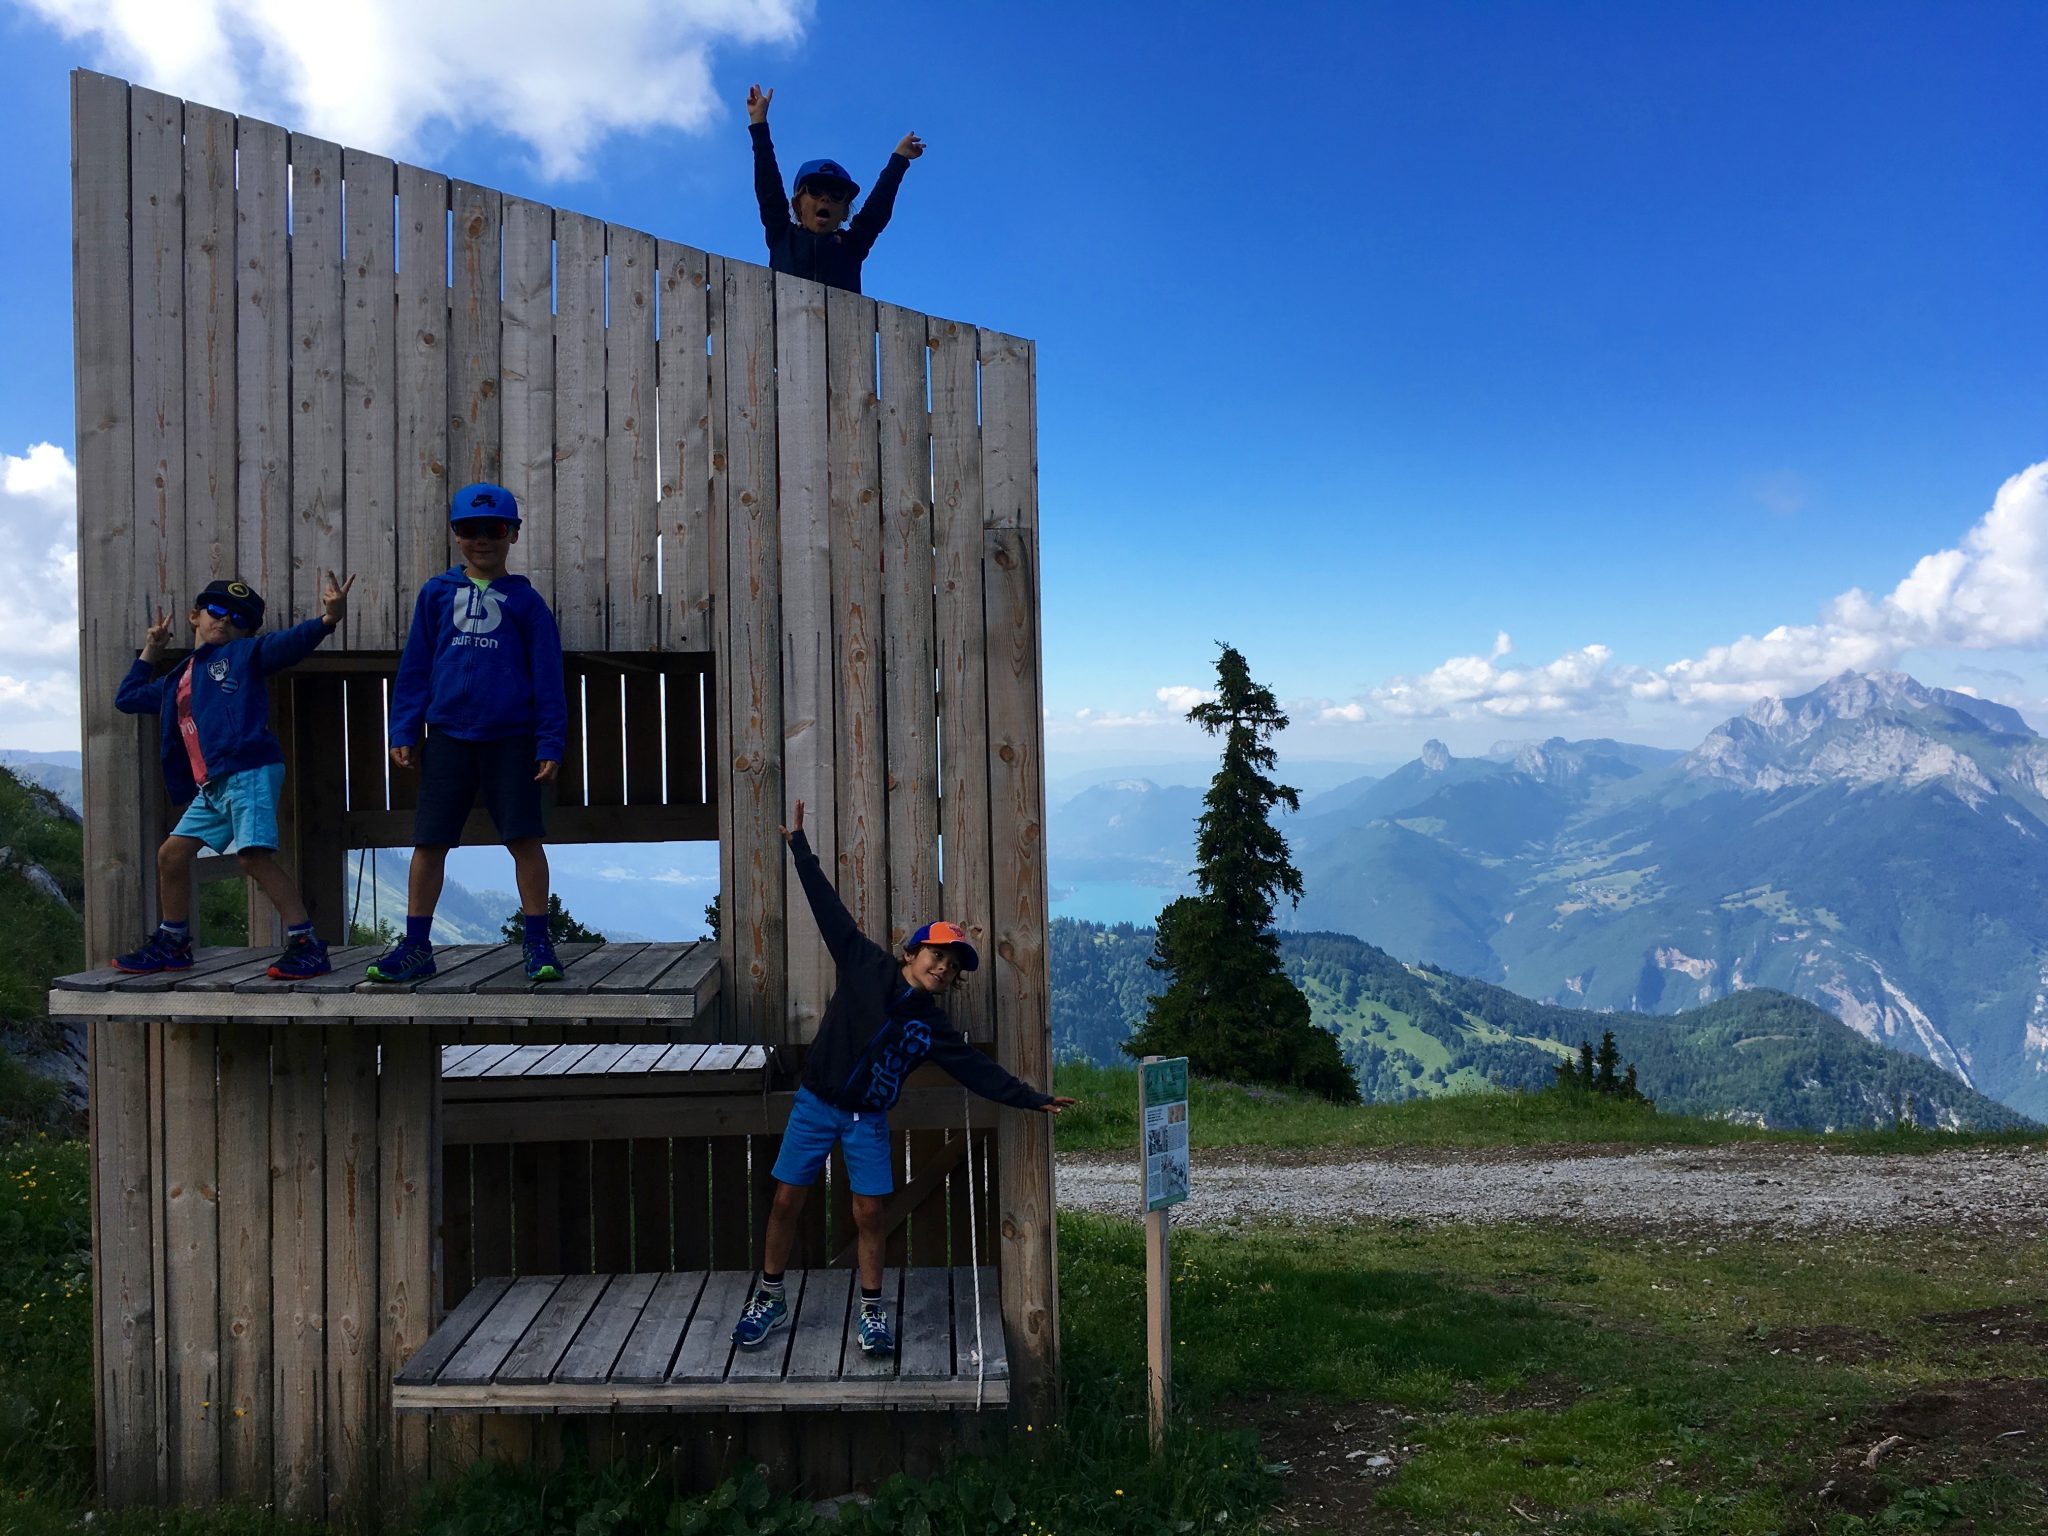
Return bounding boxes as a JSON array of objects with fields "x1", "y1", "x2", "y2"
[{"x1": 1141, "y1": 1056, "x2": 1190, "y2": 1213}]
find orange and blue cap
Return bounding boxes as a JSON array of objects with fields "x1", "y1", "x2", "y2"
[{"x1": 904, "y1": 921, "x2": 978, "y2": 971}]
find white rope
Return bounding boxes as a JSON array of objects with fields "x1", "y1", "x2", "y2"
[{"x1": 961, "y1": 1088, "x2": 986, "y2": 1410}]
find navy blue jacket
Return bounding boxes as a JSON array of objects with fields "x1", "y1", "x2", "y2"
[
  {"x1": 115, "y1": 617, "x2": 333, "y2": 805},
  {"x1": 390, "y1": 569, "x2": 567, "y2": 761},
  {"x1": 788, "y1": 830, "x2": 1051, "y2": 1115},
  {"x1": 751, "y1": 123, "x2": 909, "y2": 295}
]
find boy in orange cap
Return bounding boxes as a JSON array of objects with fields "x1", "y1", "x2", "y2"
[{"x1": 732, "y1": 799, "x2": 1075, "y2": 1355}]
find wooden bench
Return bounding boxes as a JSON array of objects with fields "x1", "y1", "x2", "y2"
[
  {"x1": 392, "y1": 1266, "x2": 1008, "y2": 1411},
  {"x1": 440, "y1": 1040, "x2": 769, "y2": 1097},
  {"x1": 47, "y1": 939, "x2": 720, "y2": 1021}
]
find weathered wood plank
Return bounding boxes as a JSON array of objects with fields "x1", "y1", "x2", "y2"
[
  {"x1": 784, "y1": 1267, "x2": 852, "y2": 1381},
  {"x1": 232, "y1": 114, "x2": 292, "y2": 628},
  {"x1": 288, "y1": 134, "x2": 345, "y2": 623},
  {"x1": 467, "y1": 1142, "x2": 515, "y2": 1290},
  {"x1": 341, "y1": 150, "x2": 398, "y2": 645},
  {"x1": 582, "y1": 661, "x2": 627, "y2": 807},
  {"x1": 556, "y1": 1271, "x2": 658, "y2": 1383},
  {"x1": 214, "y1": 1024, "x2": 271, "y2": 1499},
  {"x1": 591, "y1": 1139, "x2": 632, "y2": 1271},
  {"x1": 501, "y1": 197, "x2": 556, "y2": 612},
  {"x1": 649, "y1": 940, "x2": 722, "y2": 995},
  {"x1": 323, "y1": 1026, "x2": 379, "y2": 1516},
  {"x1": 269, "y1": 1028, "x2": 325, "y2": 1519},
  {"x1": 498, "y1": 1271, "x2": 608, "y2": 1384},
  {"x1": 632, "y1": 1136, "x2": 671, "y2": 1268},
  {"x1": 131, "y1": 86, "x2": 185, "y2": 629},
  {"x1": 896, "y1": 1267, "x2": 953, "y2": 1380},
  {"x1": 607, "y1": 224, "x2": 660, "y2": 648},
  {"x1": 553, "y1": 210, "x2": 607, "y2": 647},
  {"x1": 391, "y1": 1274, "x2": 512, "y2": 1385},
  {"x1": 591, "y1": 941, "x2": 688, "y2": 992},
  {"x1": 611, "y1": 1269, "x2": 707, "y2": 1382},
  {"x1": 669, "y1": 1269, "x2": 750, "y2": 1382},
  {"x1": 775, "y1": 275, "x2": 835, "y2": 1039},
  {"x1": 394, "y1": 164, "x2": 450, "y2": 640},
  {"x1": 928, "y1": 319, "x2": 994, "y2": 1041},
  {"x1": 91, "y1": 1019, "x2": 159, "y2": 1504},
  {"x1": 377, "y1": 1027, "x2": 435, "y2": 1501},
  {"x1": 656, "y1": 241, "x2": 715, "y2": 651},
  {"x1": 954, "y1": 1265, "x2": 1008, "y2": 1382},
  {"x1": 474, "y1": 941, "x2": 599, "y2": 993},
  {"x1": 161, "y1": 1022, "x2": 220, "y2": 1502},
  {"x1": 447, "y1": 181, "x2": 503, "y2": 492},
  {"x1": 673, "y1": 1137, "x2": 712, "y2": 1271},
  {"x1": 394, "y1": 1374, "x2": 1006, "y2": 1411},
  {"x1": 877, "y1": 304, "x2": 939, "y2": 952},
  {"x1": 182, "y1": 102, "x2": 236, "y2": 602}
]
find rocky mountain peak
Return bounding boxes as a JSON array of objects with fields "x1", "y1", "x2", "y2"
[{"x1": 1420, "y1": 739, "x2": 1453, "y2": 773}]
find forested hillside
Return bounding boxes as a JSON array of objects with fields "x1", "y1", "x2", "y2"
[{"x1": 1051, "y1": 917, "x2": 2033, "y2": 1132}]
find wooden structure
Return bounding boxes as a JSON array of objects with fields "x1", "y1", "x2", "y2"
[{"x1": 63, "y1": 68, "x2": 1054, "y2": 1519}]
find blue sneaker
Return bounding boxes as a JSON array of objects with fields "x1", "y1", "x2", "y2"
[
  {"x1": 856, "y1": 1306, "x2": 895, "y2": 1356},
  {"x1": 366, "y1": 937, "x2": 435, "y2": 984},
  {"x1": 266, "y1": 933, "x2": 330, "y2": 980},
  {"x1": 113, "y1": 930, "x2": 194, "y2": 974},
  {"x1": 731, "y1": 1288, "x2": 788, "y2": 1349},
  {"x1": 524, "y1": 934, "x2": 562, "y2": 982}
]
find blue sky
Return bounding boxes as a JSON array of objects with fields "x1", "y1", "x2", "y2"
[{"x1": 4, "y1": 0, "x2": 2048, "y2": 772}]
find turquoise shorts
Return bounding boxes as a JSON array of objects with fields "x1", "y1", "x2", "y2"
[{"x1": 171, "y1": 762, "x2": 285, "y2": 853}]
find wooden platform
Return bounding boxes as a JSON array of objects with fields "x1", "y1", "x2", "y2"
[
  {"x1": 47, "y1": 940, "x2": 720, "y2": 1020},
  {"x1": 392, "y1": 1268, "x2": 1008, "y2": 1412},
  {"x1": 440, "y1": 1040, "x2": 769, "y2": 1097}
]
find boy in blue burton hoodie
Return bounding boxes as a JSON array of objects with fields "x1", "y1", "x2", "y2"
[
  {"x1": 730, "y1": 799, "x2": 1076, "y2": 1356},
  {"x1": 746, "y1": 83, "x2": 922, "y2": 295},
  {"x1": 113, "y1": 572, "x2": 354, "y2": 979},
  {"x1": 371, "y1": 483, "x2": 570, "y2": 984}
]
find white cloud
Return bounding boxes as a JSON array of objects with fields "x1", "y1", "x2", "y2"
[
  {"x1": 20, "y1": 0, "x2": 808, "y2": 179},
  {"x1": 0, "y1": 443, "x2": 82, "y2": 747},
  {"x1": 1375, "y1": 458, "x2": 2048, "y2": 722},
  {"x1": 1318, "y1": 701, "x2": 1369, "y2": 723},
  {"x1": 1155, "y1": 684, "x2": 1214, "y2": 714}
]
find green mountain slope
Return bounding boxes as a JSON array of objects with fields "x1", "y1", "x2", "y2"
[{"x1": 1050, "y1": 917, "x2": 2034, "y2": 1132}]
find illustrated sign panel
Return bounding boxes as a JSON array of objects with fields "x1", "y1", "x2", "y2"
[{"x1": 1141, "y1": 1056, "x2": 1190, "y2": 1212}]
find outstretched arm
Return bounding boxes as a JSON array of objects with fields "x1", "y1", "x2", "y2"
[
  {"x1": 784, "y1": 801, "x2": 892, "y2": 972},
  {"x1": 844, "y1": 138, "x2": 917, "y2": 260},
  {"x1": 748, "y1": 84, "x2": 791, "y2": 240},
  {"x1": 115, "y1": 609, "x2": 176, "y2": 714},
  {"x1": 925, "y1": 1020, "x2": 1068, "y2": 1112}
]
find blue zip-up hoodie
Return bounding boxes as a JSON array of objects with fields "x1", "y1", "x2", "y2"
[
  {"x1": 389, "y1": 569, "x2": 567, "y2": 761},
  {"x1": 115, "y1": 617, "x2": 333, "y2": 805},
  {"x1": 787, "y1": 830, "x2": 1052, "y2": 1116}
]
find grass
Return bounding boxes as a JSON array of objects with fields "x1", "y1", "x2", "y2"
[
  {"x1": 1051, "y1": 1061, "x2": 2045, "y2": 1155},
  {"x1": 6, "y1": 1118, "x2": 2044, "y2": 1534}
]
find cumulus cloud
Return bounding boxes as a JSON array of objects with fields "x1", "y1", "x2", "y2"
[
  {"x1": 0, "y1": 443, "x2": 82, "y2": 746},
  {"x1": 20, "y1": 0, "x2": 808, "y2": 179},
  {"x1": 1318, "y1": 701, "x2": 1369, "y2": 724},
  {"x1": 1155, "y1": 684, "x2": 1214, "y2": 714},
  {"x1": 1375, "y1": 458, "x2": 2048, "y2": 721}
]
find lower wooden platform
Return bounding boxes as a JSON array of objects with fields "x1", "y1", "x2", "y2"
[{"x1": 393, "y1": 1268, "x2": 1008, "y2": 1412}]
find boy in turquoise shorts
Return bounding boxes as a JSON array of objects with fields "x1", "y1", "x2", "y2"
[{"x1": 113, "y1": 572, "x2": 354, "y2": 978}]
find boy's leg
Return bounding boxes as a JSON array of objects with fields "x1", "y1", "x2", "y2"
[
  {"x1": 760, "y1": 1179, "x2": 811, "y2": 1278},
  {"x1": 155, "y1": 835, "x2": 204, "y2": 924},
  {"x1": 850, "y1": 1192, "x2": 888, "y2": 1292},
  {"x1": 235, "y1": 848, "x2": 309, "y2": 928},
  {"x1": 507, "y1": 837, "x2": 549, "y2": 915},
  {"x1": 407, "y1": 845, "x2": 450, "y2": 916}
]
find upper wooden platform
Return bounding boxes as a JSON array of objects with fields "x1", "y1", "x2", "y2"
[
  {"x1": 392, "y1": 1266, "x2": 1007, "y2": 1413},
  {"x1": 48, "y1": 940, "x2": 719, "y2": 1020}
]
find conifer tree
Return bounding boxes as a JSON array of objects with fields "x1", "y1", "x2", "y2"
[{"x1": 1124, "y1": 644, "x2": 1358, "y2": 1101}]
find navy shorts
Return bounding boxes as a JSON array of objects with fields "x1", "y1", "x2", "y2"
[{"x1": 412, "y1": 732, "x2": 550, "y2": 847}]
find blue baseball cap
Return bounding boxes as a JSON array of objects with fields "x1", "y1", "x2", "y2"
[
  {"x1": 450, "y1": 482, "x2": 520, "y2": 525},
  {"x1": 793, "y1": 158, "x2": 859, "y2": 201}
]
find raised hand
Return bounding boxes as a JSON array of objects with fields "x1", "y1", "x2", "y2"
[
  {"x1": 141, "y1": 608, "x2": 174, "y2": 662},
  {"x1": 321, "y1": 569, "x2": 357, "y2": 625},
  {"x1": 895, "y1": 131, "x2": 925, "y2": 160},
  {"x1": 781, "y1": 798, "x2": 806, "y2": 842},
  {"x1": 748, "y1": 83, "x2": 774, "y2": 124}
]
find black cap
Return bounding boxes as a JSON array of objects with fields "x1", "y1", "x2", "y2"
[{"x1": 196, "y1": 579, "x2": 265, "y2": 629}]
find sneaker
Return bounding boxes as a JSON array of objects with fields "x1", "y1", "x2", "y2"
[
  {"x1": 730, "y1": 1288, "x2": 788, "y2": 1349},
  {"x1": 266, "y1": 933, "x2": 331, "y2": 981},
  {"x1": 366, "y1": 937, "x2": 436, "y2": 984},
  {"x1": 113, "y1": 930, "x2": 194, "y2": 974},
  {"x1": 524, "y1": 934, "x2": 562, "y2": 983},
  {"x1": 856, "y1": 1306, "x2": 895, "y2": 1356}
]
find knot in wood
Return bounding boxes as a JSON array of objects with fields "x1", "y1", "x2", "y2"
[
  {"x1": 734, "y1": 754, "x2": 750, "y2": 772},
  {"x1": 998, "y1": 744, "x2": 1016, "y2": 764}
]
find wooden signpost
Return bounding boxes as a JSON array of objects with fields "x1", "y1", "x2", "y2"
[{"x1": 1140, "y1": 1055, "x2": 1190, "y2": 1453}]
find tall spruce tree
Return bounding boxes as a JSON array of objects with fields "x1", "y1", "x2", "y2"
[{"x1": 1124, "y1": 644, "x2": 1358, "y2": 1101}]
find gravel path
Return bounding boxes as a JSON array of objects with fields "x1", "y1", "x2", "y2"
[{"x1": 1056, "y1": 1142, "x2": 2048, "y2": 1233}]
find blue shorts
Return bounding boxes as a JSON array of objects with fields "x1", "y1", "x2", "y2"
[
  {"x1": 170, "y1": 763, "x2": 285, "y2": 853},
  {"x1": 771, "y1": 1086, "x2": 894, "y2": 1197}
]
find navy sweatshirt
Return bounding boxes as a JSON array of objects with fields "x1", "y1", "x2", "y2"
[
  {"x1": 750, "y1": 123, "x2": 909, "y2": 295},
  {"x1": 787, "y1": 830, "x2": 1051, "y2": 1116},
  {"x1": 389, "y1": 568, "x2": 567, "y2": 761},
  {"x1": 115, "y1": 617, "x2": 333, "y2": 805}
]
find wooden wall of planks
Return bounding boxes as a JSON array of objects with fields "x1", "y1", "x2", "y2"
[{"x1": 71, "y1": 68, "x2": 1056, "y2": 1511}]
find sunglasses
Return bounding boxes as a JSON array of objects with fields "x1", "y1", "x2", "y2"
[
  {"x1": 200, "y1": 602, "x2": 251, "y2": 624},
  {"x1": 453, "y1": 519, "x2": 511, "y2": 540}
]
